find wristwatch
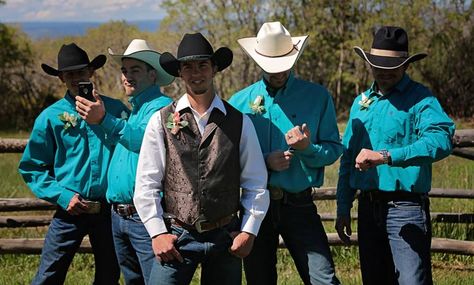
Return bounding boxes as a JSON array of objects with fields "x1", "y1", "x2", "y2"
[{"x1": 379, "y1": 149, "x2": 391, "y2": 165}]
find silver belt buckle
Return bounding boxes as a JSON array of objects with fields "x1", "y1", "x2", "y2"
[{"x1": 194, "y1": 220, "x2": 205, "y2": 233}]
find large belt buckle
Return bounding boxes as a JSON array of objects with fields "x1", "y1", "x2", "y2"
[
  {"x1": 269, "y1": 186, "x2": 284, "y2": 200},
  {"x1": 194, "y1": 220, "x2": 206, "y2": 233}
]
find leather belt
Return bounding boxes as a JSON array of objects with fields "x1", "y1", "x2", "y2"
[
  {"x1": 112, "y1": 203, "x2": 137, "y2": 217},
  {"x1": 268, "y1": 185, "x2": 312, "y2": 201},
  {"x1": 359, "y1": 190, "x2": 424, "y2": 203},
  {"x1": 169, "y1": 214, "x2": 235, "y2": 233}
]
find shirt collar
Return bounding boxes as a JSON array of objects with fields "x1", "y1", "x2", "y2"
[
  {"x1": 175, "y1": 93, "x2": 227, "y2": 115},
  {"x1": 128, "y1": 85, "x2": 160, "y2": 108}
]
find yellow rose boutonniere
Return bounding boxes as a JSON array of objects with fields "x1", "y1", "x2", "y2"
[
  {"x1": 58, "y1": 111, "x2": 79, "y2": 130},
  {"x1": 249, "y1": 95, "x2": 266, "y2": 114}
]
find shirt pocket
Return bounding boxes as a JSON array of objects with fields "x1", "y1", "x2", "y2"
[{"x1": 382, "y1": 112, "x2": 414, "y2": 146}]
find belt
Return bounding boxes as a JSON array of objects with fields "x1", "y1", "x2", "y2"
[
  {"x1": 359, "y1": 190, "x2": 424, "y2": 203},
  {"x1": 168, "y1": 214, "x2": 235, "y2": 233},
  {"x1": 268, "y1": 186, "x2": 313, "y2": 202},
  {"x1": 112, "y1": 203, "x2": 137, "y2": 217}
]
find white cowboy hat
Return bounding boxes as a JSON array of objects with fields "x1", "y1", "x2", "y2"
[
  {"x1": 108, "y1": 39, "x2": 174, "y2": 86},
  {"x1": 238, "y1": 21, "x2": 309, "y2": 73}
]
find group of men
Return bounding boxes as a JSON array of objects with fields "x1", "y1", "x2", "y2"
[{"x1": 19, "y1": 21, "x2": 454, "y2": 285}]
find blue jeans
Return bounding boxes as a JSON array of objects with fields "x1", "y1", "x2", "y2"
[
  {"x1": 244, "y1": 195, "x2": 340, "y2": 285},
  {"x1": 358, "y1": 195, "x2": 433, "y2": 285},
  {"x1": 149, "y1": 217, "x2": 242, "y2": 285},
  {"x1": 111, "y1": 210, "x2": 154, "y2": 285},
  {"x1": 32, "y1": 207, "x2": 120, "y2": 285}
]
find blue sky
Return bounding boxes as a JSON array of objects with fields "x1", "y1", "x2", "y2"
[{"x1": 0, "y1": 0, "x2": 166, "y2": 22}]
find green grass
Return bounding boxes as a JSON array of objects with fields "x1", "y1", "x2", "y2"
[{"x1": 0, "y1": 142, "x2": 473, "y2": 284}]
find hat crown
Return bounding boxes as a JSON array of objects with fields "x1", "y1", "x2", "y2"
[
  {"x1": 255, "y1": 22, "x2": 294, "y2": 57},
  {"x1": 372, "y1": 26, "x2": 408, "y2": 52},
  {"x1": 123, "y1": 39, "x2": 153, "y2": 55},
  {"x1": 177, "y1": 33, "x2": 214, "y2": 60},
  {"x1": 57, "y1": 43, "x2": 91, "y2": 70}
]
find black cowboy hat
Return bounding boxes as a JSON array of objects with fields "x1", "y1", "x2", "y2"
[
  {"x1": 41, "y1": 43, "x2": 106, "y2": 76},
  {"x1": 354, "y1": 26, "x2": 427, "y2": 69},
  {"x1": 159, "y1": 33, "x2": 233, "y2": 77}
]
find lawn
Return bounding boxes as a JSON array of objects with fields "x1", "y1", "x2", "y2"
[{"x1": 0, "y1": 135, "x2": 473, "y2": 284}]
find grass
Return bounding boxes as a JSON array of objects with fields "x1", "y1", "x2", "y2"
[{"x1": 0, "y1": 137, "x2": 473, "y2": 284}]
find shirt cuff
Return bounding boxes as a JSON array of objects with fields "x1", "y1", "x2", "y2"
[
  {"x1": 240, "y1": 213, "x2": 263, "y2": 236},
  {"x1": 99, "y1": 112, "x2": 117, "y2": 134},
  {"x1": 294, "y1": 143, "x2": 321, "y2": 156},
  {"x1": 388, "y1": 147, "x2": 404, "y2": 166},
  {"x1": 143, "y1": 217, "x2": 168, "y2": 238},
  {"x1": 57, "y1": 189, "x2": 77, "y2": 210}
]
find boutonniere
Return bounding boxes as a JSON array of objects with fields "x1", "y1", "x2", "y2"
[
  {"x1": 249, "y1": 95, "x2": 266, "y2": 114},
  {"x1": 166, "y1": 111, "x2": 189, "y2": 135},
  {"x1": 58, "y1": 111, "x2": 79, "y2": 130},
  {"x1": 120, "y1": 110, "x2": 129, "y2": 120},
  {"x1": 358, "y1": 94, "x2": 374, "y2": 110}
]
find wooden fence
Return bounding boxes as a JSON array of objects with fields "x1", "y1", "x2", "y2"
[{"x1": 0, "y1": 130, "x2": 473, "y2": 255}]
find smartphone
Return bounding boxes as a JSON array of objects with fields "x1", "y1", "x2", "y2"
[
  {"x1": 82, "y1": 199, "x2": 101, "y2": 214},
  {"x1": 78, "y1": 81, "x2": 95, "y2": 102}
]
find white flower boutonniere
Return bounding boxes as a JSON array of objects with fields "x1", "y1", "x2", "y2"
[
  {"x1": 58, "y1": 111, "x2": 79, "y2": 130},
  {"x1": 120, "y1": 110, "x2": 129, "y2": 120},
  {"x1": 358, "y1": 94, "x2": 374, "y2": 110},
  {"x1": 249, "y1": 95, "x2": 266, "y2": 114}
]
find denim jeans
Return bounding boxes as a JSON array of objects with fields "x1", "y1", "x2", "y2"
[
  {"x1": 149, "y1": 217, "x2": 242, "y2": 285},
  {"x1": 32, "y1": 207, "x2": 120, "y2": 285},
  {"x1": 244, "y1": 195, "x2": 340, "y2": 285},
  {"x1": 357, "y1": 195, "x2": 433, "y2": 285},
  {"x1": 111, "y1": 210, "x2": 154, "y2": 285}
]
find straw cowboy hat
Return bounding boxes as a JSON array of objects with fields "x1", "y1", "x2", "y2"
[
  {"x1": 108, "y1": 39, "x2": 174, "y2": 86},
  {"x1": 354, "y1": 26, "x2": 427, "y2": 69},
  {"x1": 41, "y1": 43, "x2": 106, "y2": 76},
  {"x1": 238, "y1": 21, "x2": 309, "y2": 74},
  {"x1": 159, "y1": 33, "x2": 233, "y2": 77}
]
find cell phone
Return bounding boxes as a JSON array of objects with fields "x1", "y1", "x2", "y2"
[
  {"x1": 78, "y1": 81, "x2": 95, "y2": 102},
  {"x1": 82, "y1": 199, "x2": 101, "y2": 214}
]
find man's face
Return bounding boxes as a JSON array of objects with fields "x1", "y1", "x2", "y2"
[
  {"x1": 121, "y1": 73, "x2": 134, "y2": 97},
  {"x1": 179, "y1": 59, "x2": 216, "y2": 96},
  {"x1": 59, "y1": 67, "x2": 93, "y2": 96},
  {"x1": 263, "y1": 70, "x2": 291, "y2": 89},
  {"x1": 121, "y1": 58, "x2": 157, "y2": 97},
  {"x1": 371, "y1": 65, "x2": 407, "y2": 93}
]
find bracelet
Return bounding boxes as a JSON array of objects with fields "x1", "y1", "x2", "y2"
[{"x1": 379, "y1": 150, "x2": 390, "y2": 165}]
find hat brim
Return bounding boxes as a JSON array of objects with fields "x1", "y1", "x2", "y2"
[
  {"x1": 108, "y1": 48, "x2": 174, "y2": 86},
  {"x1": 159, "y1": 47, "x2": 233, "y2": 77},
  {"x1": 354, "y1": 46, "x2": 427, "y2": 69},
  {"x1": 238, "y1": 35, "x2": 308, "y2": 73},
  {"x1": 41, "y1": 54, "x2": 106, "y2": 77}
]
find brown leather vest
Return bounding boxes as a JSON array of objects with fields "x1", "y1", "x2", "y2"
[{"x1": 160, "y1": 100, "x2": 242, "y2": 225}]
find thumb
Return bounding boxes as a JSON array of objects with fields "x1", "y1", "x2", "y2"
[
  {"x1": 92, "y1": 89, "x2": 103, "y2": 102},
  {"x1": 302, "y1": 123, "x2": 310, "y2": 137}
]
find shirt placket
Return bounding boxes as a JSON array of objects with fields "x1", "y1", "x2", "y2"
[{"x1": 87, "y1": 126, "x2": 101, "y2": 197}]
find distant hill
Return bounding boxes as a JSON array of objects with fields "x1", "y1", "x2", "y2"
[{"x1": 5, "y1": 20, "x2": 161, "y2": 40}]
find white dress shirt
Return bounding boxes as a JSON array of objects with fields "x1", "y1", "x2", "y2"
[{"x1": 134, "y1": 94, "x2": 270, "y2": 238}]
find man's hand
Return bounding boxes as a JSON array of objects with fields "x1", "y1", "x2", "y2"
[
  {"x1": 285, "y1": 123, "x2": 311, "y2": 150},
  {"x1": 335, "y1": 215, "x2": 352, "y2": 245},
  {"x1": 355, "y1": 148, "x2": 385, "y2": 171},
  {"x1": 229, "y1": 231, "x2": 255, "y2": 258},
  {"x1": 266, "y1": 150, "x2": 293, "y2": 171},
  {"x1": 75, "y1": 90, "x2": 105, "y2": 124},
  {"x1": 152, "y1": 233, "x2": 184, "y2": 263},
  {"x1": 66, "y1": 193, "x2": 89, "y2": 215}
]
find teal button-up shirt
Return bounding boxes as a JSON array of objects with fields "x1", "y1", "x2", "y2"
[
  {"x1": 19, "y1": 92, "x2": 128, "y2": 210},
  {"x1": 336, "y1": 74, "x2": 455, "y2": 216},
  {"x1": 229, "y1": 73, "x2": 342, "y2": 192},
  {"x1": 102, "y1": 85, "x2": 172, "y2": 204}
]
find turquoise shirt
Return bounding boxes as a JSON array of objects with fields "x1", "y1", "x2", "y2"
[
  {"x1": 19, "y1": 92, "x2": 128, "y2": 210},
  {"x1": 229, "y1": 73, "x2": 342, "y2": 192},
  {"x1": 336, "y1": 74, "x2": 455, "y2": 216},
  {"x1": 102, "y1": 85, "x2": 172, "y2": 204}
]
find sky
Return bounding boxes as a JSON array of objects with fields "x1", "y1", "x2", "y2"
[{"x1": 0, "y1": 0, "x2": 166, "y2": 22}]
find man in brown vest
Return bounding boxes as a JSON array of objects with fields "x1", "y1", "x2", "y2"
[{"x1": 133, "y1": 33, "x2": 270, "y2": 285}]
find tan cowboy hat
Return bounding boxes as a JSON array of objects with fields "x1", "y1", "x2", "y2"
[
  {"x1": 108, "y1": 39, "x2": 174, "y2": 86},
  {"x1": 238, "y1": 21, "x2": 309, "y2": 73}
]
